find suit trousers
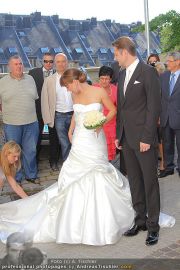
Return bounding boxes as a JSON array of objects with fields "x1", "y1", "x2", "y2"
[
  {"x1": 119, "y1": 150, "x2": 127, "y2": 176},
  {"x1": 162, "y1": 121, "x2": 180, "y2": 172},
  {"x1": 36, "y1": 118, "x2": 44, "y2": 160},
  {"x1": 48, "y1": 126, "x2": 60, "y2": 165},
  {"x1": 122, "y1": 138, "x2": 160, "y2": 232}
]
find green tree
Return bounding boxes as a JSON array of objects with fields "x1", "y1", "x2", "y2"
[{"x1": 131, "y1": 10, "x2": 180, "y2": 52}]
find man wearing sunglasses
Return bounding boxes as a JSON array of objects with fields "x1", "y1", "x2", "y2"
[{"x1": 29, "y1": 53, "x2": 60, "y2": 171}]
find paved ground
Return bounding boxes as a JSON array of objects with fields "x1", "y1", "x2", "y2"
[{"x1": 0, "y1": 146, "x2": 180, "y2": 265}]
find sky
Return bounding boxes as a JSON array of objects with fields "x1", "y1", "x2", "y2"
[{"x1": 0, "y1": 0, "x2": 179, "y2": 24}]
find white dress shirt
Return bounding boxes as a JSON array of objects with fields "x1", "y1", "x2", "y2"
[
  {"x1": 43, "y1": 67, "x2": 53, "y2": 77},
  {"x1": 55, "y1": 73, "x2": 73, "y2": 112},
  {"x1": 124, "y1": 58, "x2": 139, "y2": 94}
]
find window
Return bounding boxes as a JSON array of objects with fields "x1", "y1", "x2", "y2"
[
  {"x1": 75, "y1": 48, "x2": 83, "y2": 54},
  {"x1": 24, "y1": 47, "x2": 31, "y2": 53},
  {"x1": 53, "y1": 48, "x2": 62, "y2": 53},
  {"x1": 18, "y1": 31, "x2": 26, "y2": 37},
  {"x1": 99, "y1": 48, "x2": 107, "y2": 54},
  {"x1": 67, "y1": 48, "x2": 72, "y2": 53},
  {"x1": 80, "y1": 34, "x2": 86, "y2": 39},
  {"x1": 40, "y1": 47, "x2": 49, "y2": 53},
  {"x1": 8, "y1": 47, "x2": 18, "y2": 54},
  {"x1": 87, "y1": 47, "x2": 93, "y2": 53}
]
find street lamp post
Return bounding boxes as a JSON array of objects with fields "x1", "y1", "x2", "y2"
[{"x1": 144, "y1": 0, "x2": 150, "y2": 57}]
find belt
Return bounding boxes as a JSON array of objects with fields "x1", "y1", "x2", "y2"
[{"x1": 55, "y1": 111, "x2": 73, "y2": 115}]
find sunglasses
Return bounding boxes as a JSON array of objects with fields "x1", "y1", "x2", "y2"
[{"x1": 43, "y1": 60, "x2": 54, "y2": 64}]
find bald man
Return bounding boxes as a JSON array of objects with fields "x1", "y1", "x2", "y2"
[{"x1": 41, "y1": 53, "x2": 73, "y2": 163}]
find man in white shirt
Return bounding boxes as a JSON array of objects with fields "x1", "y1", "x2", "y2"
[
  {"x1": 41, "y1": 53, "x2": 73, "y2": 162},
  {"x1": 113, "y1": 36, "x2": 161, "y2": 246}
]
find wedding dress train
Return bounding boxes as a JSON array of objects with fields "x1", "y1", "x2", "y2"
[{"x1": 0, "y1": 103, "x2": 175, "y2": 245}]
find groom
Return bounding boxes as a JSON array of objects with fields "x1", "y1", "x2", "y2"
[{"x1": 113, "y1": 36, "x2": 161, "y2": 246}]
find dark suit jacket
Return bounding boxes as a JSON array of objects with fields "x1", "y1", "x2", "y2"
[
  {"x1": 28, "y1": 67, "x2": 44, "y2": 120},
  {"x1": 111, "y1": 61, "x2": 121, "y2": 85},
  {"x1": 28, "y1": 67, "x2": 55, "y2": 121},
  {"x1": 116, "y1": 61, "x2": 161, "y2": 150},
  {"x1": 160, "y1": 71, "x2": 180, "y2": 129}
]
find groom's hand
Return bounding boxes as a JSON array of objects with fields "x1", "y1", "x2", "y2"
[
  {"x1": 140, "y1": 142, "x2": 150, "y2": 152},
  {"x1": 115, "y1": 139, "x2": 122, "y2": 150}
]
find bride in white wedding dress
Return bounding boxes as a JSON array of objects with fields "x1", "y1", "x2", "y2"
[{"x1": 0, "y1": 68, "x2": 175, "y2": 246}]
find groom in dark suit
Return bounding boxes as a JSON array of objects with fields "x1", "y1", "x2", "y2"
[
  {"x1": 113, "y1": 36, "x2": 161, "y2": 246},
  {"x1": 158, "y1": 52, "x2": 180, "y2": 178},
  {"x1": 29, "y1": 53, "x2": 60, "y2": 171}
]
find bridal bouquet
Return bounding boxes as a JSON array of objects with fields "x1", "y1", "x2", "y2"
[{"x1": 83, "y1": 110, "x2": 106, "y2": 130}]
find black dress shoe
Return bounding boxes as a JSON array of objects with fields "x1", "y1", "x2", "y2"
[
  {"x1": 146, "y1": 231, "x2": 159, "y2": 246},
  {"x1": 158, "y1": 170, "x2": 174, "y2": 178},
  {"x1": 26, "y1": 178, "x2": 40, "y2": 184},
  {"x1": 124, "y1": 224, "x2": 147, "y2": 237},
  {"x1": 50, "y1": 163, "x2": 59, "y2": 171}
]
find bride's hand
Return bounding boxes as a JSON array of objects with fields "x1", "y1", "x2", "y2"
[{"x1": 95, "y1": 126, "x2": 102, "y2": 137}]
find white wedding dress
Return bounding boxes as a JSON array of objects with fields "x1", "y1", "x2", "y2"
[{"x1": 0, "y1": 103, "x2": 175, "y2": 246}]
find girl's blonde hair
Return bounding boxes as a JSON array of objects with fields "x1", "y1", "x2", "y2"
[{"x1": 0, "y1": 141, "x2": 21, "y2": 177}]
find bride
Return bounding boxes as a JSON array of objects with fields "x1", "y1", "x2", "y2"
[{"x1": 0, "y1": 68, "x2": 175, "y2": 246}]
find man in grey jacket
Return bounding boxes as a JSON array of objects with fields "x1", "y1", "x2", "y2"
[{"x1": 159, "y1": 52, "x2": 180, "y2": 178}]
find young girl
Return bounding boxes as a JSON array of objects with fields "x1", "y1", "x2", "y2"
[{"x1": 0, "y1": 141, "x2": 28, "y2": 198}]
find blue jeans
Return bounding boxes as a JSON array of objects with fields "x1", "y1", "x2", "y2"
[
  {"x1": 4, "y1": 121, "x2": 39, "y2": 181},
  {"x1": 55, "y1": 112, "x2": 72, "y2": 161}
]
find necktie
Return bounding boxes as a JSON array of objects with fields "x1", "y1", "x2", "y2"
[
  {"x1": 44, "y1": 70, "x2": 51, "y2": 78},
  {"x1": 169, "y1": 73, "x2": 175, "y2": 96},
  {"x1": 124, "y1": 69, "x2": 131, "y2": 95}
]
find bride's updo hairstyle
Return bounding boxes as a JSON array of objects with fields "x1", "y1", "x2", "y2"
[{"x1": 60, "y1": 68, "x2": 87, "y2": 86}]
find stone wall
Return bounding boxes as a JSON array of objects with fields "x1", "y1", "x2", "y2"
[{"x1": 0, "y1": 67, "x2": 100, "y2": 83}]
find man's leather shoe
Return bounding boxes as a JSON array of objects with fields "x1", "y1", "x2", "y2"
[
  {"x1": 146, "y1": 231, "x2": 159, "y2": 246},
  {"x1": 50, "y1": 163, "x2": 59, "y2": 171},
  {"x1": 124, "y1": 224, "x2": 147, "y2": 236},
  {"x1": 26, "y1": 178, "x2": 40, "y2": 184},
  {"x1": 158, "y1": 170, "x2": 174, "y2": 178}
]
